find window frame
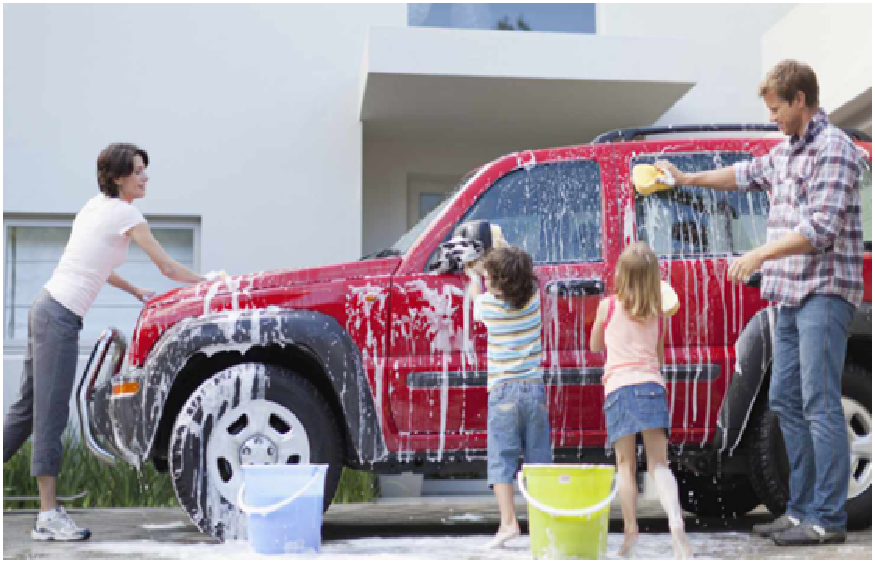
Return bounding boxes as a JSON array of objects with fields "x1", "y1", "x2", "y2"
[
  {"x1": 433, "y1": 157, "x2": 606, "y2": 269},
  {"x1": 3, "y1": 215, "x2": 201, "y2": 353}
]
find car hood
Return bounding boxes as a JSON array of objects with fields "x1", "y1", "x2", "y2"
[{"x1": 146, "y1": 257, "x2": 402, "y2": 309}]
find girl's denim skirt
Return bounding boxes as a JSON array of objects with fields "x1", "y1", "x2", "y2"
[{"x1": 604, "y1": 381, "x2": 670, "y2": 445}]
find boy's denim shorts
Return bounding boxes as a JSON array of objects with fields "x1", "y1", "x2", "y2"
[
  {"x1": 604, "y1": 382, "x2": 670, "y2": 446},
  {"x1": 487, "y1": 379, "x2": 552, "y2": 485}
]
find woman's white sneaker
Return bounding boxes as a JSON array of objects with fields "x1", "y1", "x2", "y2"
[{"x1": 31, "y1": 506, "x2": 91, "y2": 541}]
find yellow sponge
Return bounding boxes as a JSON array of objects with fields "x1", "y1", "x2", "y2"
[{"x1": 633, "y1": 164, "x2": 675, "y2": 196}]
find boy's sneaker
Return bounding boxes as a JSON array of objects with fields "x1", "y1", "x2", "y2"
[
  {"x1": 772, "y1": 522, "x2": 846, "y2": 546},
  {"x1": 31, "y1": 506, "x2": 91, "y2": 541},
  {"x1": 751, "y1": 514, "x2": 800, "y2": 538}
]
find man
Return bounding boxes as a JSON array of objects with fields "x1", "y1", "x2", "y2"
[{"x1": 656, "y1": 59, "x2": 863, "y2": 546}]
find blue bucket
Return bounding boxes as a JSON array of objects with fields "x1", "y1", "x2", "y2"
[{"x1": 238, "y1": 464, "x2": 328, "y2": 554}]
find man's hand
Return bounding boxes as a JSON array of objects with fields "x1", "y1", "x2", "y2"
[
  {"x1": 728, "y1": 249, "x2": 765, "y2": 284},
  {"x1": 654, "y1": 160, "x2": 687, "y2": 186}
]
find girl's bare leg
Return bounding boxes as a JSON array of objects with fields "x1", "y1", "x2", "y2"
[
  {"x1": 614, "y1": 434, "x2": 639, "y2": 557},
  {"x1": 485, "y1": 483, "x2": 520, "y2": 548},
  {"x1": 642, "y1": 429, "x2": 693, "y2": 559}
]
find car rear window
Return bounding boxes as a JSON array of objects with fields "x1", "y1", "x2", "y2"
[{"x1": 633, "y1": 152, "x2": 769, "y2": 258}]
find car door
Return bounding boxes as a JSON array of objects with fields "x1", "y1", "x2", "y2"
[
  {"x1": 389, "y1": 146, "x2": 616, "y2": 457},
  {"x1": 613, "y1": 140, "x2": 771, "y2": 445}
]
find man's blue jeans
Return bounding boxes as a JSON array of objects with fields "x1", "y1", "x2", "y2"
[{"x1": 769, "y1": 294, "x2": 855, "y2": 531}]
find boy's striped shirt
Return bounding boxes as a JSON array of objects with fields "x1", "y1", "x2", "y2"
[{"x1": 473, "y1": 291, "x2": 544, "y2": 391}]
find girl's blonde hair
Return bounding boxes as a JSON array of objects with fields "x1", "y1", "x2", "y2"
[{"x1": 613, "y1": 241, "x2": 661, "y2": 319}]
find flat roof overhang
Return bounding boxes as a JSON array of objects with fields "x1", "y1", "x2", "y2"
[{"x1": 360, "y1": 27, "x2": 698, "y2": 147}]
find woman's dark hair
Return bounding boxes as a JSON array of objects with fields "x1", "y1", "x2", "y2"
[
  {"x1": 482, "y1": 246, "x2": 539, "y2": 309},
  {"x1": 96, "y1": 143, "x2": 149, "y2": 198}
]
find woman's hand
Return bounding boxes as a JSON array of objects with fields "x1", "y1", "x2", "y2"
[
  {"x1": 204, "y1": 270, "x2": 229, "y2": 282},
  {"x1": 138, "y1": 289, "x2": 156, "y2": 304}
]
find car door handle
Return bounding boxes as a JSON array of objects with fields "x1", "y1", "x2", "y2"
[{"x1": 545, "y1": 279, "x2": 605, "y2": 296}]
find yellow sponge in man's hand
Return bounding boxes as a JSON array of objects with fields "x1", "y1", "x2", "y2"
[{"x1": 633, "y1": 164, "x2": 675, "y2": 196}]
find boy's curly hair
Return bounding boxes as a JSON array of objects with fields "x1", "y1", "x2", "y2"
[{"x1": 482, "y1": 246, "x2": 538, "y2": 309}]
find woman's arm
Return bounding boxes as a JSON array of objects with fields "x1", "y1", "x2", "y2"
[
  {"x1": 107, "y1": 272, "x2": 154, "y2": 303},
  {"x1": 589, "y1": 298, "x2": 610, "y2": 353},
  {"x1": 128, "y1": 223, "x2": 205, "y2": 284}
]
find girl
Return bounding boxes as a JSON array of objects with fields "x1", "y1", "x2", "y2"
[{"x1": 590, "y1": 241, "x2": 693, "y2": 559}]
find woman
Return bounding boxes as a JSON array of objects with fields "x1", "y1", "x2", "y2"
[{"x1": 3, "y1": 143, "x2": 205, "y2": 541}]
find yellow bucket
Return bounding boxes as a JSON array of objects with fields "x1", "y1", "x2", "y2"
[{"x1": 519, "y1": 464, "x2": 618, "y2": 560}]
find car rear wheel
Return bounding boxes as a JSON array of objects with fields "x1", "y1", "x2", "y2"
[
  {"x1": 747, "y1": 363, "x2": 872, "y2": 531},
  {"x1": 168, "y1": 362, "x2": 344, "y2": 539}
]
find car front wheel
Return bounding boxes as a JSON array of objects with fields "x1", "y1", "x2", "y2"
[{"x1": 168, "y1": 362, "x2": 344, "y2": 539}]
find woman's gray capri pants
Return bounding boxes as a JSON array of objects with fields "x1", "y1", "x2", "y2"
[{"x1": 3, "y1": 289, "x2": 82, "y2": 476}]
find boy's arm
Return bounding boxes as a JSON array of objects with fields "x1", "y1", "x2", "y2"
[
  {"x1": 589, "y1": 298, "x2": 610, "y2": 352},
  {"x1": 465, "y1": 265, "x2": 484, "y2": 321},
  {"x1": 465, "y1": 266, "x2": 483, "y2": 300}
]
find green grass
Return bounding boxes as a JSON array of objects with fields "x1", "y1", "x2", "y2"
[{"x1": 4, "y1": 435, "x2": 378, "y2": 508}]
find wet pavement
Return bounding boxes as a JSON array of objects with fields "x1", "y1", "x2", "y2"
[{"x1": 3, "y1": 498, "x2": 871, "y2": 559}]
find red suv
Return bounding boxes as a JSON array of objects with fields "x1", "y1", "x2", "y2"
[{"x1": 79, "y1": 125, "x2": 872, "y2": 539}]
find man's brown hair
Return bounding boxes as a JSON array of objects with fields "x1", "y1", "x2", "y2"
[
  {"x1": 759, "y1": 59, "x2": 819, "y2": 108},
  {"x1": 482, "y1": 246, "x2": 538, "y2": 310}
]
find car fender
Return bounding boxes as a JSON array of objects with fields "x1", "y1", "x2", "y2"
[{"x1": 123, "y1": 308, "x2": 387, "y2": 465}]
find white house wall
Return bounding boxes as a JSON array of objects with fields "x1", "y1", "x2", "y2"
[
  {"x1": 4, "y1": 3, "x2": 405, "y2": 277},
  {"x1": 762, "y1": 3, "x2": 872, "y2": 132},
  {"x1": 597, "y1": 3, "x2": 795, "y2": 125},
  {"x1": 3, "y1": 3, "x2": 405, "y2": 420}
]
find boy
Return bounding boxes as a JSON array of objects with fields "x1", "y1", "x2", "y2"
[{"x1": 466, "y1": 245, "x2": 551, "y2": 549}]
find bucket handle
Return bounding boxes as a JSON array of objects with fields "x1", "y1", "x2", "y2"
[
  {"x1": 517, "y1": 472, "x2": 619, "y2": 518},
  {"x1": 236, "y1": 470, "x2": 323, "y2": 516}
]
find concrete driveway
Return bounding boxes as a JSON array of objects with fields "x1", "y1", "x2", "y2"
[{"x1": 4, "y1": 498, "x2": 871, "y2": 559}]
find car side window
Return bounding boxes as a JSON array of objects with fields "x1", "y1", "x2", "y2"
[
  {"x1": 634, "y1": 153, "x2": 770, "y2": 257},
  {"x1": 455, "y1": 160, "x2": 604, "y2": 263}
]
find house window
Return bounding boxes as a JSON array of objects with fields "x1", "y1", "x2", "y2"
[
  {"x1": 408, "y1": 3, "x2": 596, "y2": 34},
  {"x1": 4, "y1": 217, "x2": 199, "y2": 345}
]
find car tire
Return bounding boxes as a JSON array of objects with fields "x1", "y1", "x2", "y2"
[
  {"x1": 676, "y1": 467, "x2": 761, "y2": 519},
  {"x1": 747, "y1": 363, "x2": 872, "y2": 531},
  {"x1": 168, "y1": 362, "x2": 344, "y2": 540}
]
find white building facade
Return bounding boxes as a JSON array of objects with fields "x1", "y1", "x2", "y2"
[{"x1": 3, "y1": 3, "x2": 872, "y2": 416}]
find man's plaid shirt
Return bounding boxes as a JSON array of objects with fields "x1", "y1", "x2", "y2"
[{"x1": 734, "y1": 109, "x2": 865, "y2": 308}]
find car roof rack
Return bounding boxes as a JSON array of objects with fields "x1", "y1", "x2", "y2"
[{"x1": 593, "y1": 124, "x2": 872, "y2": 144}]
